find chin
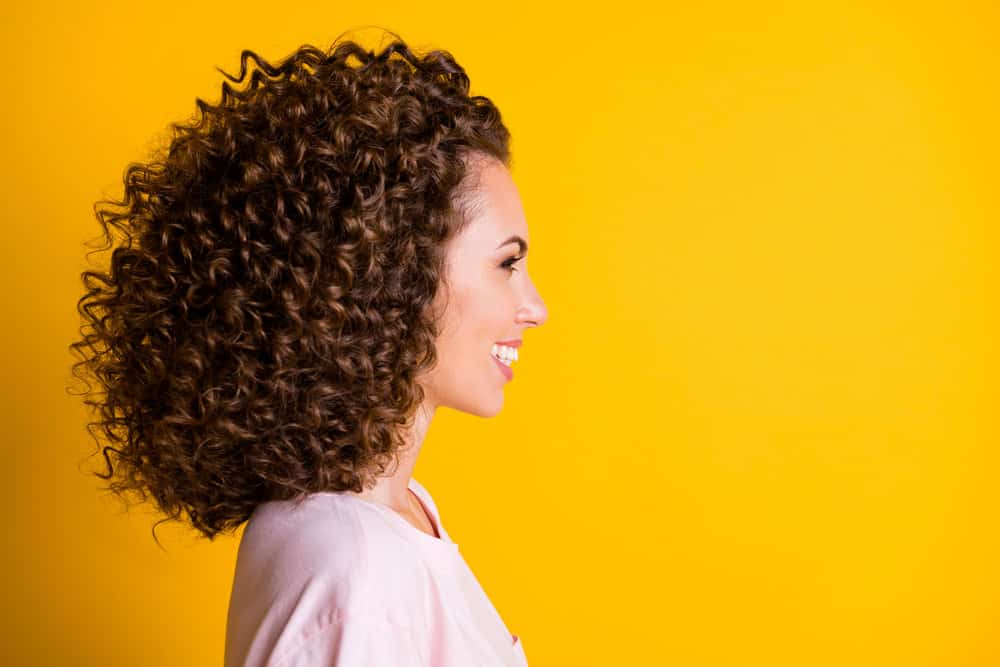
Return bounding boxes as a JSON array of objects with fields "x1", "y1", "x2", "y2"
[{"x1": 447, "y1": 392, "x2": 504, "y2": 418}]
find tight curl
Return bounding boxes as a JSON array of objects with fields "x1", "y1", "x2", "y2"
[{"x1": 69, "y1": 35, "x2": 511, "y2": 542}]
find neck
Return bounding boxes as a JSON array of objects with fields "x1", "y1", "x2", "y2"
[{"x1": 345, "y1": 399, "x2": 435, "y2": 512}]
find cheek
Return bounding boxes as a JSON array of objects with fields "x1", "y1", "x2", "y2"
[
  {"x1": 471, "y1": 296, "x2": 510, "y2": 338},
  {"x1": 440, "y1": 284, "x2": 512, "y2": 360}
]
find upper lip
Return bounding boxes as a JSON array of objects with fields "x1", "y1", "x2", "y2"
[{"x1": 494, "y1": 339, "x2": 522, "y2": 348}]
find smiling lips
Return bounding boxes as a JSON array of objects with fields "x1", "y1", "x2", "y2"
[
  {"x1": 491, "y1": 352, "x2": 514, "y2": 380},
  {"x1": 490, "y1": 343, "x2": 518, "y2": 381}
]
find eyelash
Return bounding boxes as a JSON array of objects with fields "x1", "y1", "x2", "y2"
[{"x1": 501, "y1": 255, "x2": 524, "y2": 274}]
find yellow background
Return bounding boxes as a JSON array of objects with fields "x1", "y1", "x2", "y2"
[{"x1": 5, "y1": 1, "x2": 997, "y2": 665}]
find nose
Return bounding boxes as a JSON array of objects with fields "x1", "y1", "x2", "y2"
[{"x1": 517, "y1": 281, "x2": 548, "y2": 328}]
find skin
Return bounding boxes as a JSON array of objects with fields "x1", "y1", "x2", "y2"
[{"x1": 345, "y1": 155, "x2": 548, "y2": 536}]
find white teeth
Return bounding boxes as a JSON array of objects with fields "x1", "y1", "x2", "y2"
[{"x1": 490, "y1": 344, "x2": 518, "y2": 365}]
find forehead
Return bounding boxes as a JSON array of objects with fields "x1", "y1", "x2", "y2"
[{"x1": 458, "y1": 159, "x2": 529, "y2": 246}]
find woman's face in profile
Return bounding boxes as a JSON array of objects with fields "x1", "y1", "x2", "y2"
[{"x1": 421, "y1": 158, "x2": 548, "y2": 417}]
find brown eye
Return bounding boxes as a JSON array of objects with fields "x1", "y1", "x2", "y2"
[{"x1": 501, "y1": 255, "x2": 523, "y2": 274}]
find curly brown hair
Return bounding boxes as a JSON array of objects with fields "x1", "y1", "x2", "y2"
[{"x1": 69, "y1": 32, "x2": 511, "y2": 542}]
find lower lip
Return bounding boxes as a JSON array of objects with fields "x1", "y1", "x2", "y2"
[{"x1": 491, "y1": 354, "x2": 513, "y2": 381}]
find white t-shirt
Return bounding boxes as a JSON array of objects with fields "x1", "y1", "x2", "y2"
[{"x1": 224, "y1": 477, "x2": 529, "y2": 666}]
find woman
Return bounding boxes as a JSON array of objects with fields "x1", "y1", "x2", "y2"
[{"x1": 71, "y1": 32, "x2": 547, "y2": 666}]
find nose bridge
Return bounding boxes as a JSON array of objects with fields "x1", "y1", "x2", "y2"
[{"x1": 519, "y1": 273, "x2": 548, "y2": 326}]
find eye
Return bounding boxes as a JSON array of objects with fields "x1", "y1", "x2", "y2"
[{"x1": 500, "y1": 255, "x2": 524, "y2": 275}]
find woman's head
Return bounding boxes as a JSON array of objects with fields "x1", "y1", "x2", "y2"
[
  {"x1": 70, "y1": 35, "x2": 534, "y2": 541},
  {"x1": 420, "y1": 154, "x2": 547, "y2": 418}
]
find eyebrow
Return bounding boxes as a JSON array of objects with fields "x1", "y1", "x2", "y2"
[{"x1": 496, "y1": 235, "x2": 528, "y2": 255}]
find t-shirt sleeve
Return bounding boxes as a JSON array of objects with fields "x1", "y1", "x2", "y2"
[{"x1": 271, "y1": 612, "x2": 426, "y2": 667}]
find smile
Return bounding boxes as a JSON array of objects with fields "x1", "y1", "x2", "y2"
[
  {"x1": 490, "y1": 344, "x2": 518, "y2": 366},
  {"x1": 490, "y1": 344, "x2": 518, "y2": 380}
]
